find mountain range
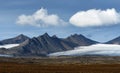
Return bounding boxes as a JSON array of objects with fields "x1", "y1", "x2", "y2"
[{"x1": 0, "y1": 33, "x2": 120, "y2": 57}]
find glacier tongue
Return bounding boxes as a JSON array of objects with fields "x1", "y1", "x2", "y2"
[{"x1": 48, "y1": 44, "x2": 120, "y2": 56}]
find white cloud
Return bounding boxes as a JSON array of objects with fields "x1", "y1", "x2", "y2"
[
  {"x1": 16, "y1": 8, "x2": 66, "y2": 27},
  {"x1": 48, "y1": 44, "x2": 120, "y2": 56},
  {"x1": 69, "y1": 8, "x2": 120, "y2": 27}
]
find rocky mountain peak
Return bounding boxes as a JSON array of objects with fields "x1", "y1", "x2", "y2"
[
  {"x1": 41, "y1": 33, "x2": 50, "y2": 37},
  {"x1": 0, "y1": 34, "x2": 30, "y2": 45},
  {"x1": 52, "y1": 35, "x2": 58, "y2": 38}
]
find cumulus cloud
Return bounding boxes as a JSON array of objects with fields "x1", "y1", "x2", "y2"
[
  {"x1": 69, "y1": 8, "x2": 120, "y2": 27},
  {"x1": 49, "y1": 44, "x2": 120, "y2": 56},
  {"x1": 16, "y1": 8, "x2": 66, "y2": 27}
]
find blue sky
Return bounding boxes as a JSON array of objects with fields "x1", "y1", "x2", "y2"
[{"x1": 0, "y1": 0, "x2": 120, "y2": 42}]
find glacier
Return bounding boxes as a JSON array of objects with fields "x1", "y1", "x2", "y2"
[{"x1": 49, "y1": 44, "x2": 120, "y2": 56}]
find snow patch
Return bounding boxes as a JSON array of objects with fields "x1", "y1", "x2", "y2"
[
  {"x1": 0, "y1": 44, "x2": 19, "y2": 49},
  {"x1": 0, "y1": 54, "x2": 13, "y2": 57}
]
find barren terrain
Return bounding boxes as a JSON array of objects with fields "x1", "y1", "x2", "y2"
[{"x1": 1, "y1": 56, "x2": 120, "y2": 73}]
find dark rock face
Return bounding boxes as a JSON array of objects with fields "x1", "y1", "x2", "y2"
[
  {"x1": 11, "y1": 33, "x2": 79, "y2": 56},
  {"x1": 0, "y1": 33, "x2": 98, "y2": 57},
  {"x1": 106, "y1": 36, "x2": 120, "y2": 44},
  {"x1": 0, "y1": 42, "x2": 2, "y2": 45},
  {"x1": 66, "y1": 34, "x2": 98, "y2": 46},
  {"x1": 0, "y1": 34, "x2": 30, "y2": 45}
]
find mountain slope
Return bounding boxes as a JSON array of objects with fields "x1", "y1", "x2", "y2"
[
  {"x1": 66, "y1": 34, "x2": 98, "y2": 46},
  {"x1": 0, "y1": 42, "x2": 2, "y2": 45},
  {"x1": 106, "y1": 36, "x2": 120, "y2": 44},
  {"x1": 0, "y1": 34, "x2": 30, "y2": 45}
]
